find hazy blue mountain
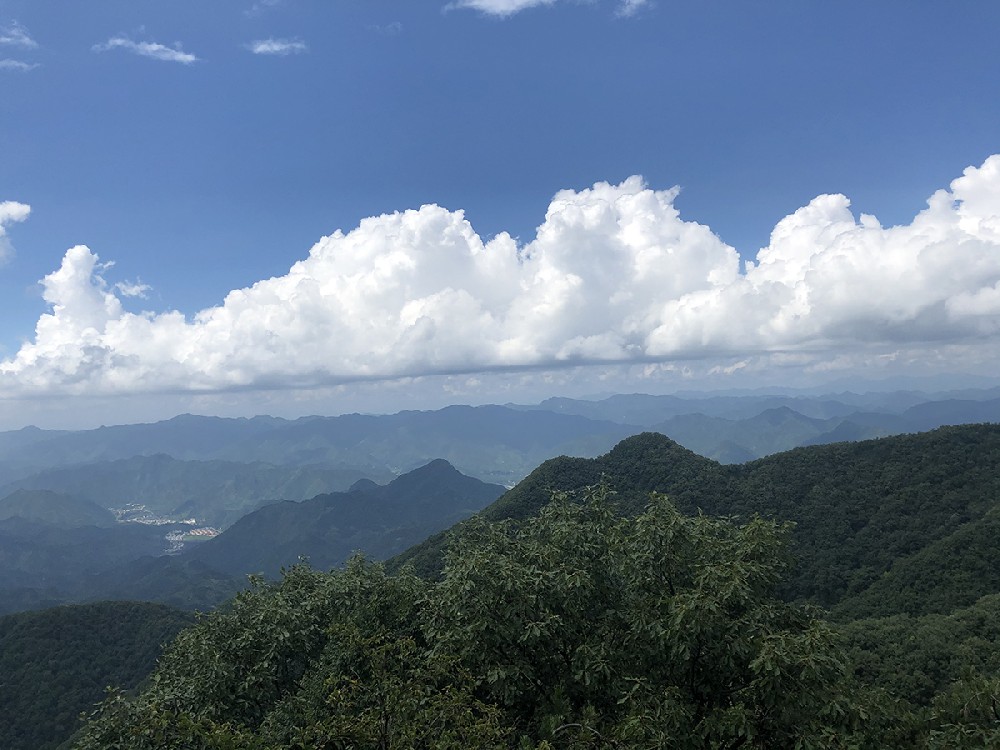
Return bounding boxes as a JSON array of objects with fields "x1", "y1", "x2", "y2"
[
  {"x1": 509, "y1": 392, "x2": 862, "y2": 424},
  {"x1": 653, "y1": 406, "x2": 837, "y2": 461},
  {"x1": 901, "y1": 397, "x2": 1000, "y2": 432},
  {"x1": 0, "y1": 407, "x2": 637, "y2": 487},
  {"x1": 0, "y1": 489, "x2": 115, "y2": 527},
  {"x1": 203, "y1": 405, "x2": 637, "y2": 484},
  {"x1": 0, "y1": 454, "x2": 393, "y2": 528},
  {"x1": 0, "y1": 460, "x2": 505, "y2": 616},
  {"x1": 186, "y1": 459, "x2": 505, "y2": 578},
  {"x1": 506, "y1": 391, "x2": 1000, "y2": 462},
  {"x1": 4, "y1": 392, "x2": 1000, "y2": 494}
]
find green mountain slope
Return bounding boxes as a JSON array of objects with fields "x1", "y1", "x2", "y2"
[
  {"x1": 394, "y1": 425, "x2": 1000, "y2": 615},
  {"x1": 0, "y1": 601, "x2": 193, "y2": 750},
  {"x1": 186, "y1": 459, "x2": 505, "y2": 578},
  {"x1": 833, "y1": 505, "x2": 1000, "y2": 620}
]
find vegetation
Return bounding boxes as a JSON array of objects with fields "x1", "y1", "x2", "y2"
[
  {"x1": 393, "y1": 425, "x2": 1000, "y2": 618},
  {"x1": 0, "y1": 601, "x2": 193, "y2": 750}
]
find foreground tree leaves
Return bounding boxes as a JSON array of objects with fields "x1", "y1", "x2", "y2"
[
  {"x1": 77, "y1": 487, "x2": 954, "y2": 748},
  {"x1": 426, "y1": 489, "x2": 853, "y2": 748}
]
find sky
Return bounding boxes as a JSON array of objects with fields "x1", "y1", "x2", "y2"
[{"x1": 1, "y1": 0, "x2": 1000, "y2": 429}]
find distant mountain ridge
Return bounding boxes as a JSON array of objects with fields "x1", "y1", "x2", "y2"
[
  {"x1": 0, "y1": 454, "x2": 394, "y2": 528},
  {"x1": 186, "y1": 459, "x2": 505, "y2": 578},
  {"x1": 0, "y1": 405, "x2": 637, "y2": 487}
]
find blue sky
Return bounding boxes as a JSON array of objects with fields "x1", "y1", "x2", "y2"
[{"x1": 1, "y1": 0, "x2": 1000, "y2": 428}]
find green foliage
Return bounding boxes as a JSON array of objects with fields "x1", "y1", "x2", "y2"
[
  {"x1": 842, "y1": 594, "x2": 1000, "y2": 706},
  {"x1": 0, "y1": 601, "x2": 193, "y2": 750},
  {"x1": 923, "y1": 671, "x2": 1000, "y2": 748},
  {"x1": 427, "y1": 487, "x2": 853, "y2": 748}
]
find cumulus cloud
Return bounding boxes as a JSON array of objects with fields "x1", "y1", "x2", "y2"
[
  {"x1": 246, "y1": 38, "x2": 307, "y2": 55},
  {"x1": 3, "y1": 156, "x2": 1000, "y2": 397},
  {"x1": 0, "y1": 201, "x2": 30, "y2": 265},
  {"x1": 447, "y1": 0, "x2": 643, "y2": 17},
  {"x1": 0, "y1": 22, "x2": 37, "y2": 49},
  {"x1": 92, "y1": 37, "x2": 198, "y2": 64}
]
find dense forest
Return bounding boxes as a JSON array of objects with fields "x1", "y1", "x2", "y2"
[
  {"x1": 4, "y1": 424, "x2": 1000, "y2": 748},
  {"x1": 0, "y1": 602, "x2": 193, "y2": 750}
]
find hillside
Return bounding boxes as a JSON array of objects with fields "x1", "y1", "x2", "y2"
[
  {"x1": 394, "y1": 424, "x2": 1000, "y2": 616},
  {"x1": 185, "y1": 459, "x2": 505, "y2": 577},
  {"x1": 67, "y1": 484, "x2": 1000, "y2": 749},
  {"x1": 0, "y1": 460, "x2": 507, "y2": 617},
  {"x1": 7, "y1": 422, "x2": 1000, "y2": 749},
  {"x1": 0, "y1": 601, "x2": 193, "y2": 750},
  {"x1": 0, "y1": 489, "x2": 115, "y2": 527}
]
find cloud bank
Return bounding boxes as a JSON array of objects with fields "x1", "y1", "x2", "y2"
[
  {"x1": 0, "y1": 201, "x2": 30, "y2": 265},
  {"x1": 92, "y1": 37, "x2": 198, "y2": 64},
  {"x1": 3, "y1": 156, "x2": 1000, "y2": 396}
]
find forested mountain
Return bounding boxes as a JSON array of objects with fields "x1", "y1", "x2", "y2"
[
  {"x1": 185, "y1": 459, "x2": 505, "y2": 577},
  {"x1": 0, "y1": 601, "x2": 193, "y2": 750},
  {"x1": 394, "y1": 424, "x2": 1000, "y2": 618}
]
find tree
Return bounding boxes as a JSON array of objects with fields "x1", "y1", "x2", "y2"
[{"x1": 425, "y1": 486, "x2": 855, "y2": 748}]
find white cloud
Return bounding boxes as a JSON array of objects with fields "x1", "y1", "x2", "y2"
[
  {"x1": 616, "y1": 0, "x2": 650, "y2": 17},
  {"x1": 0, "y1": 201, "x2": 30, "y2": 265},
  {"x1": 246, "y1": 0, "x2": 284, "y2": 18},
  {"x1": 0, "y1": 22, "x2": 37, "y2": 49},
  {"x1": 0, "y1": 58, "x2": 37, "y2": 71},
  {"x1": 369, "y1": 22, "x2": 403, "y2": 36},
  {"x1": 446, "y1": 0, "x2": 558, "y2": 16},
  {"x1": 447, "y1": 0, "x2": 643, "y2": 17},
  {"x1": 92, "y1": 37, "x2": 198, "y2": 65},
  {"x1": 115, "y1": 280, "x2": 152, "y2": 299},
  {"x1": 246, "y1": 38, "x2": 308, "y2": 56},
  {"x1": 3, "y1": 156, "x2": 1000, "y2": 397}
]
